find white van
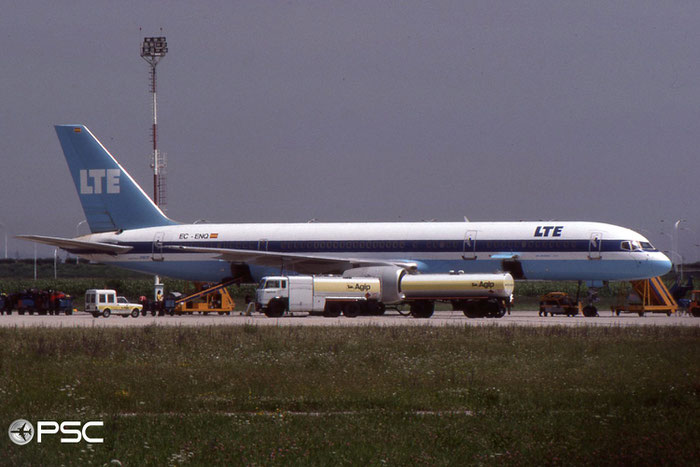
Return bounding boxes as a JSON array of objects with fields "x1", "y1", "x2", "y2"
[{"x1": 85, "y1": 289, "x2": 143, "y2": 318}]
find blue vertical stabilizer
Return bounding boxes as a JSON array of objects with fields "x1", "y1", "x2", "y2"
[{"x1": 55, "y1": 125, "x2": 177, "y2": 233}]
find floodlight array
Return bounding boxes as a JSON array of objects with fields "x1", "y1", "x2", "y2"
[{"x1": 141, "y1": 37, "x2": 168, "y2": 58}]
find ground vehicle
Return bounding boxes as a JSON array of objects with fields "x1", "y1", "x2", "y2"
[
  {"x1": 539, "y1": 292, "x2": 582, "y2": 317},
  {"x1": 688, "y1": 290, "x2": 700, "y2": 317},
  {"x1": 611, "y1": 277, "x2": 677, "y2": 317},
  {"x1": 256, "y1": 272, "x2": 514, "y2": 318},
  {"x1": 257, "y1": 276, "x2": 382, "y2": 317},
  {"x1": 1, "y1": 290, "x2": 73, "y2": 315},
  {"x1": 173, "y1": 282, "x2": 236, "y2": 315},
  {"x1": 85, "y1": 289, "x2": 142, "y2": 318}
]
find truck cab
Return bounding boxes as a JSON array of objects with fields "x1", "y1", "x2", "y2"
[
  {"x1": 85, "y1": 289, "x2": 143, "y2": 318},
  {"x1": 256, "y1": 277, "x2": 298, "y2": 317}
]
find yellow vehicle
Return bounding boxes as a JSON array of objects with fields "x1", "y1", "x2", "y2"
[
  {"x1": 611, "y1": 277, "x2": 677, "y2": 317},
  {"x1": 538, "y1": 292, "x2": 583, "y2": 317},
  {"x1": 85, "y1": 289, "x2": 142, "y2": 318},
  {"x1": 173, "y1": 282, "x2": 236, "y2": 315}
]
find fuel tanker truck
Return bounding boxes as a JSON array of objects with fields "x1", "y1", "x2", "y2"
[{"x1": 256, "y1": 267, "x2": 514, "y2": 318}]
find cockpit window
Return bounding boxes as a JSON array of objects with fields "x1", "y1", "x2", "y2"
[
  {"x1": 621, "y1": 241, "x2": 643, "y2": 252},
  {"x1": 640, "y1": 241, "x2": 654, "y2": 250}
]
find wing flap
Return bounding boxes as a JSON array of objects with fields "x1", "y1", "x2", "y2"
[{"x1": 170, "y1": 245, "x2": 417, "y2": 274}]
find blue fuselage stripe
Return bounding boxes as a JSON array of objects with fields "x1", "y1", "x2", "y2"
[{"x1": 78, "y1": 238, "x2": 655, "y2": 255}]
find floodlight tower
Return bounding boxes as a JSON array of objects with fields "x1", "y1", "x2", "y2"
[
  {"x1": 141, "y1": 36, "x2": 168, "y2": 209},
  {"x1": 141, "y1": 36, "x2": 168, "y2": 301}
]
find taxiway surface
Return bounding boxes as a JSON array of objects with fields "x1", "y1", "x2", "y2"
[{"x1": 0, "y1": 310, "x2": 697, "y2": 328}]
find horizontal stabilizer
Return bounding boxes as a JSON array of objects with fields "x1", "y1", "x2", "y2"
[
  {"x1": 16, "y1": 235, "x2": 133, "y2": 254},
  {"x1": 169, "y1": 245, "x2": 418, "y2": 274}
]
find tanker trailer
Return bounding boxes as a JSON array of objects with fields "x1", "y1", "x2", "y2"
[
  {"x1": 399, "y1": 272, "x2": 514, "y2": 318},
  {"x1": 343, "y1": 267, "x2": 514, "y2": 318}
]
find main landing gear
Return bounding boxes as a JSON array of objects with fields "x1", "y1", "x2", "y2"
[{"x1": 577, "y1": 281, "x2": 600, "y2": 317}]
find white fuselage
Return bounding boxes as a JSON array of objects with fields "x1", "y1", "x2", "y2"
[{"x1": 75, "y1": 220, "x2": 671, "y2": 283}]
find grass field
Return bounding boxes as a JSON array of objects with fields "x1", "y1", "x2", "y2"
[{"x1": 1, "y1": 324, "x2": 698, "y2": 465}]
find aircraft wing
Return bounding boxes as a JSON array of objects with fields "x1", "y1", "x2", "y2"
[
  {"x1": 16, "y1": 235, "x2": 133, "y2": 254},
  {"x1": 170, "y1": 245, "x2": 417, "y2": 274}
]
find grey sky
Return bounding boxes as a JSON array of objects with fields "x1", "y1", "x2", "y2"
[{"x1": 1, "y1": 1, "x2": 698, "y2": 262}]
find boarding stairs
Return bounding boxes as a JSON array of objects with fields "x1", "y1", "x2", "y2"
[{"x1": 611, "y1": 276, "x2": 678, "y2": 316}]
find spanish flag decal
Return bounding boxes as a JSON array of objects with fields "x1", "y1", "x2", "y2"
[
  {"x1": 210, "y1": 233, "x2": 219, "y2": 239},
  {"x1": 73, "y1": 128, "x2": 82, "y2": 133}
]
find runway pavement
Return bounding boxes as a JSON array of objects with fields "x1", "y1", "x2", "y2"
[{"x1": 0, "y1": 310, "x2": 697, "y2": 328}]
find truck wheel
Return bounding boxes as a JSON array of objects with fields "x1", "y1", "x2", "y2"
[
  {"x1": 493, "y1": 302, "x2": 506, "y2": 318},
  {"x1": 323, "y1": 302, "x2": 341, "y2": 317},
  {"x1": 365, "y1": 301, "x2": 386, "y2": 316},
  {"x1": 92, "y1": 312, "x2": 100, "y2": 318},
  {"x1": 484, "y1": 300, "x2": 504, "y2": 318},
  {"x1": 343, "y1": 302, "x2": 360, "y2": 318},
  {"x1": 410, "y1": 301, "x2": 434, "y2": 319},
  {"x1": 102, "y1": 309, "x2": 111, "y2": 318},
  {"x1": 265, "y1": 299, "x2": 285, "y2": 318},
  {"x1": 131, "y1": 308, "x2": 140, "y2": 318},
  {"x1": 462, "y1": 303, "x2": 481, "y2": 318},
  {"x1": 583, "y1": 305, "x2": 597, "y2": 317}
]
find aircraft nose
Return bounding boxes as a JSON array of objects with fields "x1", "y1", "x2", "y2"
[{"x1": 649, "y1": 252, "x2": 673, "y2": 277}]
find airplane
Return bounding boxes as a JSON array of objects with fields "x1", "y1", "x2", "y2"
[
  {"x1": 19, "y1": 125, "x2": 671, "y2": 302},
  {"x1": 10, "y1": 422, "x2": 33, "y2": 443}
]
